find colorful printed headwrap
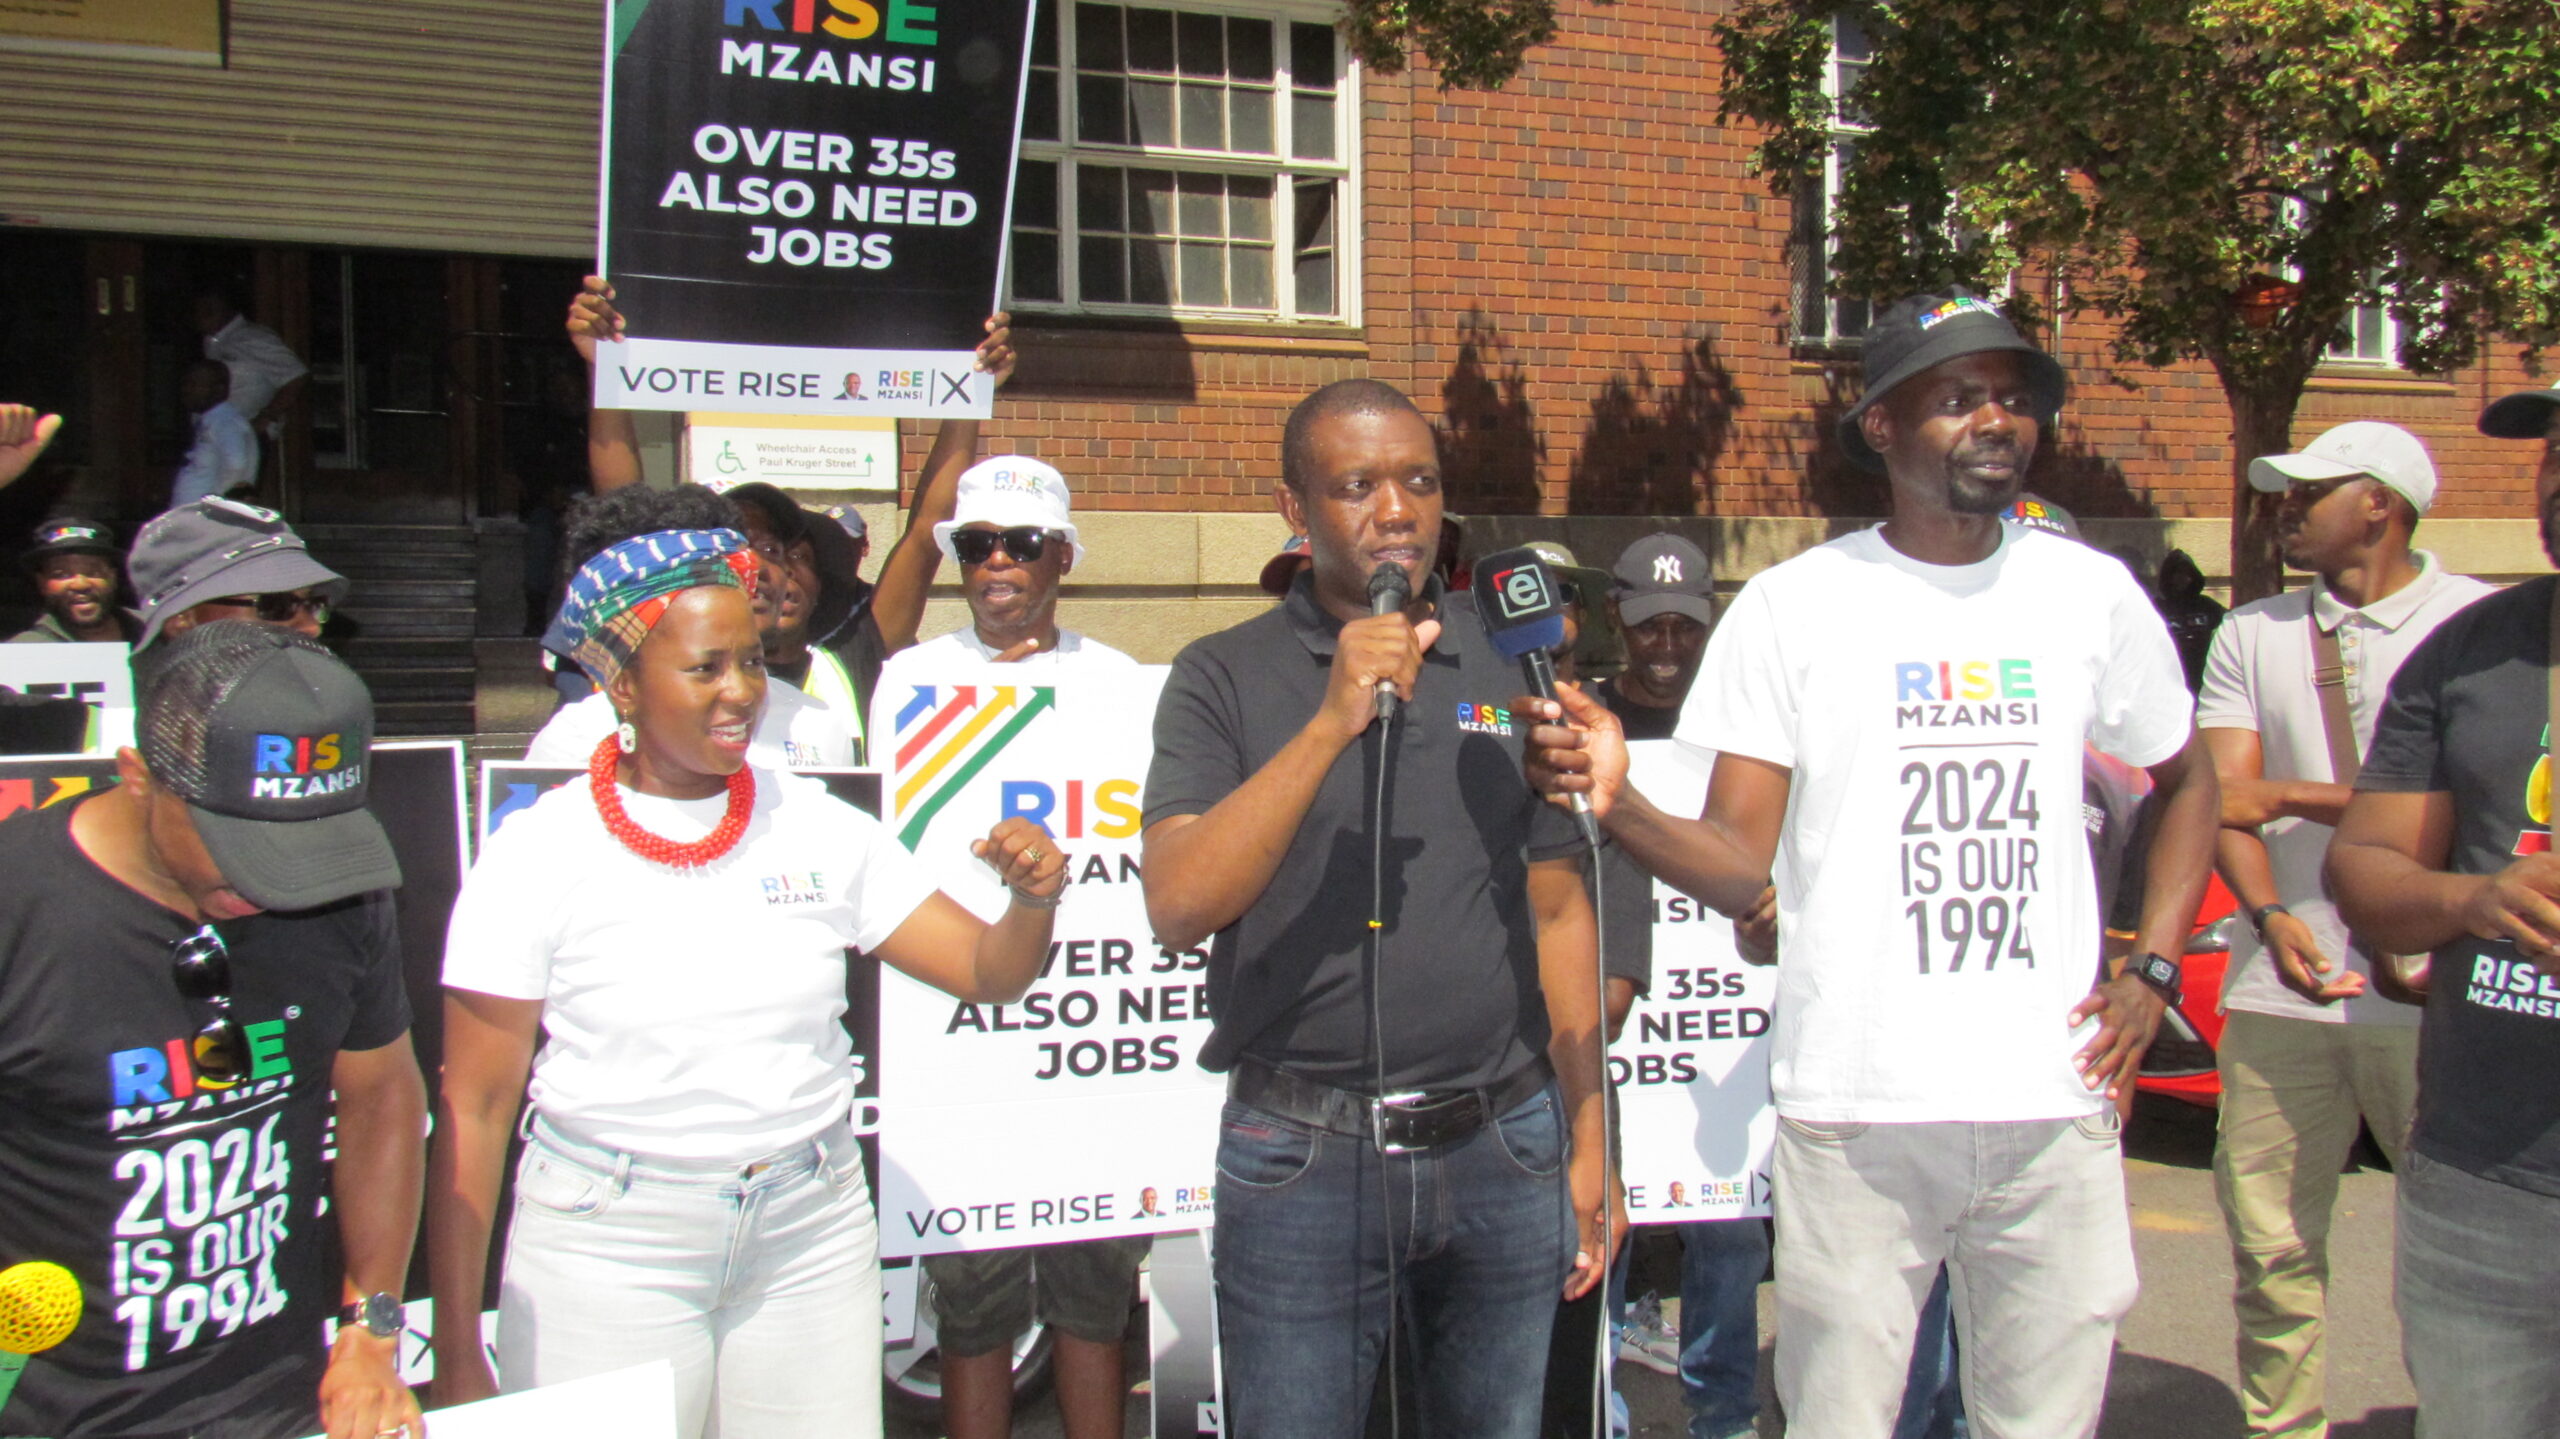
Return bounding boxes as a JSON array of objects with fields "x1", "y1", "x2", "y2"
[{"x1": 544, "y1": 528, "x2": 757, "y2": 686}]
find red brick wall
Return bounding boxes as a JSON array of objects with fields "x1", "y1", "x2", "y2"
[{"x1": 912, "y1": 0, "x2": 2549, "y2": 525}]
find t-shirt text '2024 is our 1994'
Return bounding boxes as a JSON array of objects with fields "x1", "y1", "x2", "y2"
[
  {"x1": 1677, "y1": 526, "x2": 2191, "y2": 1125},
  {"x1": 0, "y1": 799, "x2": 410, "y2": 1437}
]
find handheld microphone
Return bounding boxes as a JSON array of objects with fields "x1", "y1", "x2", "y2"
[
  {"x1": 0, "y1": 1260, "x2": 82, "y2": 1411},
  {"x1": 1472, "y1": 547, "x2": 1599, "y2": 848},
  {"x1": 1366, "y1": 561, "x2": 1413, "y2": 723}
]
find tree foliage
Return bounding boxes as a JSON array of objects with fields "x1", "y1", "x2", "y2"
[
  {"x1": 1343, "y1": 0, "x2": 1593, "y2": 89},
  {"x1": 1716, "y1": 0, "x2": 2560, "y2": 595}
]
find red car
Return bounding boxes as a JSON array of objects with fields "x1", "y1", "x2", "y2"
[{"x1": 2135, "y1": 874, "x2": 2238, "y2": 1107}]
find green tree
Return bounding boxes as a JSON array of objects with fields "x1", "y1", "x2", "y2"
[
  {"x1": 1717, "y1": 0, "x2": 2560, "y2": 599},
  {"x1": 1342, "y1": 0, "x2": 1585, "y2": 89}
]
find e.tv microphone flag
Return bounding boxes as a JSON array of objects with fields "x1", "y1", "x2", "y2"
[
  {"x1": 0, "y1": 1260, "x2": 82, "y2": 1411},
  {"x1": 1471, "y1": 547, "x2": 1596, "y2": 843}
]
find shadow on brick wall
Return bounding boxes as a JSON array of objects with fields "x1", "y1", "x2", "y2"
[
  {"x1": 1564, "y1": 332, "x2": 1741, "y2": 516},
  {"x1": 2035, "y1": 440, "x2": 2162, "y2": 520},
  {"x1": 1437, "y1": 310, "x2": 1546, "y2": 514}
]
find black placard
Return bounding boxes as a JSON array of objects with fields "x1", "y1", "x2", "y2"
[{"x1": 597, "y1": 0, "x2": 1035, "y2": 415}]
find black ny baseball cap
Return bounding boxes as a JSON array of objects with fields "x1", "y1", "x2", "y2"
[
  {"x1": 1840, "y1": 289, "x2": 2067, "y2": 472},
  {"x1": 138, "y1": 621, "x2": 400, "y2": 911}
]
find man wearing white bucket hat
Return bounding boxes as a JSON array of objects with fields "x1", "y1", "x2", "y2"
[{"x1": 878, "y1": 453, "x2": 1141, "y2": 1439}]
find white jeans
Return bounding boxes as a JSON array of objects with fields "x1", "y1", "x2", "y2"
[
  {"x1": 1772, "y1": 1114, "x2": 2139, "y2": 1439},
  {"x1": 497, "y1": 1117, "x2": 882, "y2": 1439}
]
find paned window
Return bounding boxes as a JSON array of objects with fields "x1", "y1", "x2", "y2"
[
  {"x1": 1007, "y1": 2, "x2": 1354, "y2": 321},
  {"x1": 1789, "y1": 13, "x2": 1873, "y2": 346}
]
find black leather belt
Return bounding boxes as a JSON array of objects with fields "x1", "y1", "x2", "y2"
[{"x1": 1228, "y1": 1057, "x2": 1553, "y2": 1154}]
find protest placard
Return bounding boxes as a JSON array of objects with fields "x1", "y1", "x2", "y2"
[
  {"x1": 870, "y1": 665, "x2": 1224, "y2": 1258},
  {"x1": 595, "y1": 0, "x2": 1037, "y2": 418},
  {"x1": 1614, "y1": 740, "x2": 1777, "y2": 1222},
  {"x1": 0, "y1": 641, "x2": 134, "y2": 754}
]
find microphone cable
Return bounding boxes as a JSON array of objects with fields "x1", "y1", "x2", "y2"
[
  {"x1": 1365, "y1": 708, "x2": 1405, "y2": 1439},
  {"x1": 1364, "y1": 558, "x2": 1410, "y2": 1439}
]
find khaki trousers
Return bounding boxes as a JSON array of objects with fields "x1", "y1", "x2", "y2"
[{"x1": 2212, "y1": 1010, "x2": 2418, "y2": 1438}]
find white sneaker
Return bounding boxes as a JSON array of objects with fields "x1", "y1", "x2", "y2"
[{"x1": 1617, "y1": 1292, "x2": 1681, "y2": 1376}]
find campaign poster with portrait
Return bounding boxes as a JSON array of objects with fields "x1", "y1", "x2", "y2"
[
  {"x1": 871, "y1": 665, "x2": 1224, "y2": 1258},
  {"x1": 1615, "y1": 740, "x2": 1777, "y2": 1222},
  {"x1": 594, "y1": 0, "x2": 1037, "y2": 418}
]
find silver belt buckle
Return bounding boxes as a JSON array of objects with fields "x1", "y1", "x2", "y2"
[{"x1": 1372, "y1": 1090, "x2": 1432, "y2": 1153}]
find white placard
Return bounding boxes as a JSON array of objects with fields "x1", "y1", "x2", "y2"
[
  {"x1": 0, "y1": 641, "x2": 134, "y2": 752},
  {"x1": 1615, "y1": 740, "x2": 1777, "y2": 1221},
  {"x1": 597, "y1": 338, "x2": 990, "y2": 419},
  {"x1": 873, "y1": 665, "x2": 1223, "y2": 1257}
]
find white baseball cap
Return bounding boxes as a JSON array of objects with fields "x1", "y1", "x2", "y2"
[
  {"x1": 2247, "y1": 421, "x2": 2437, "y2": 516},
  {"x1": 932, "y1": 456, "x2": 1086, "y2": 567}
]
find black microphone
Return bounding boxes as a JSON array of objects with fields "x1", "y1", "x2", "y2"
[
  {"x1": 1472, "y1": 547, "x2": 1600, "y2": 846},
  {"x1": 1366, "y1": 561, "x2": 1412, "y2": 723}
]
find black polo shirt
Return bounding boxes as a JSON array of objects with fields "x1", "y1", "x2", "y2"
[{"x1": 1145, "y1": 573, "x2": 1586, "y2": 1092}]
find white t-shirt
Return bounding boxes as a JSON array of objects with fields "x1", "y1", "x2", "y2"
[
  {"x1": 872, "y1": 627, "x2": 1135, "y2": 734},
  {"x1": 443, "y1": 768, "x2": 934, "y2": 1161},
  {"x1": 525, "y1": 678, "x2": 856, "y2": 770},
  {"x1": 2196, "y1": 552, "x2": 2491, "y2": 1026},
  {"x1": 1677, "y1": 525, "x2": 2191, "y2": 1123}
]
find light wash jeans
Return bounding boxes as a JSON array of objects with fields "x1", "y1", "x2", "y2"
[
  {"x1": 1771, "y1": 1114, "x2": 2137, "y2": 1439},
  {"x1": 2397, "y1": 1151, "x2": 2560, "y2": 1439},
  {"x1": 496, "y1": 1117, "x2": 882, "y2": 1439}
]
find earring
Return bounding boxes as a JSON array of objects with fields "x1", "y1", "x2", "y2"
[{"x1": 615, "y1": 718, "x2": 638, "y2": 754}]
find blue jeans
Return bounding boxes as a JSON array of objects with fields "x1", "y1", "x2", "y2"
[
  {"x1": 1891, "y1": 1267, "x2": 1968, "y2": 1439},
  {"x1": 2398, "y1": 1151, "x2": 2560, "y2": 1439},
  {"x1": 1214, "y1": 1085, "x2": 1577, "y2": 1439},
  {"x1": 1678, "y1": 1217, "x2": 1768, "y2": 1439}
]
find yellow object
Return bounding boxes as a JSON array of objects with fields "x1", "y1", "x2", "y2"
[{"x1": 0, "y1": 1261, "x2": 82, "y2": 1355}]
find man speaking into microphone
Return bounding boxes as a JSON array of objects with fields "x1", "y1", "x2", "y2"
[{"x1": 1143, "y1": 378, "x2": 1614, "y2": 1437}]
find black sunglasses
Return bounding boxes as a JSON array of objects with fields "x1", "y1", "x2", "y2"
[
  {"x1": 205, "y1": 592, "x2": 332, "y2": 626},
  {"x1": 949, "y1": 527, "x2": 1055, "y2": 567},
  {"x1": 170, "y1": 926, "x2": 247, "y2": 1086}
]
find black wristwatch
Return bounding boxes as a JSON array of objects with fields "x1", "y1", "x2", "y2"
[
  {"x1": 2129, "y1": 951, "x2": 2183, "y2": 1001},
  {"x1": 339, "y1": 1291, "x2": 402, "y2": 1340},
  {"x1": 2249, "y1": 902, "x2": 2291, "y2": 938}
]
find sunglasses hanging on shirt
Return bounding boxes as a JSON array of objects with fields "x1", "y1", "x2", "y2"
[
  {"x1": 169, "y1": 925, "x2": 248, "y2": 1086},
  {"x1": 949, "y1": 527, "x2": 1054, "y2": 567}
]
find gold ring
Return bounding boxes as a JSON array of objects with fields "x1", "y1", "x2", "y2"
[{"x1": 1024, "y1": 847, "x2": 1044, "y2": 865}]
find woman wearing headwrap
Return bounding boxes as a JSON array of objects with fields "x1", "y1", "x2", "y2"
[{"x1": 424, "y1": 528, "x2": 1061, "y2": 1436}]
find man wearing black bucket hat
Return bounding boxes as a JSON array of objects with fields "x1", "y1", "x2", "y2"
[
  {"x1": 2325, "y1": 385, "x2": 2560, "y2": 1437},
  {"x1": 1522, "y1": 288, "x2": 2219, "y2": 1438},
  {"x1": 0, "y1": 621, "x2": 426, "y2": 1439}
]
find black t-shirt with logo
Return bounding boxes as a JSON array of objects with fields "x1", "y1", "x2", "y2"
[
  {"x1": 2358, "y1": 574, "x2": 2560, "y2": 1197},
  {"x1": 1146, "y1": 577, "x2": 1587, "y2": 1092},
  {"x1": 0, "y1": 797, "x2": 410, "y2": 1438},
  {"x1": 1590, "y1": 675, "x2": 1683, "y2": 742}
]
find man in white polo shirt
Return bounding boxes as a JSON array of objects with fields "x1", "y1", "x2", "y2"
[{"x1": 2199, "y1": 421, "x2": 2490, "y2": 1438}]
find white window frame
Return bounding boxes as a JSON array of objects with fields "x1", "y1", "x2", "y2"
[
  {"x1": 2326, "y1": 295, "x2": 2403, "y2": 367},
  {"x1": 1005, "y1": 0, "x2": 1361, "y2": 325},
  {"x1": 1791, "y1": 12, "x2": 1873, "y2": 347}
]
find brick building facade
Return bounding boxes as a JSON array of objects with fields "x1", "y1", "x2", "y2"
[{"x1": 923, "y1": 0, "x2": 2546, "y2": 585}]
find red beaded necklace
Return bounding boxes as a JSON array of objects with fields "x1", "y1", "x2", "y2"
[{"x1": 588, "y1": 735, "x2": 754, "y2": 867}]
